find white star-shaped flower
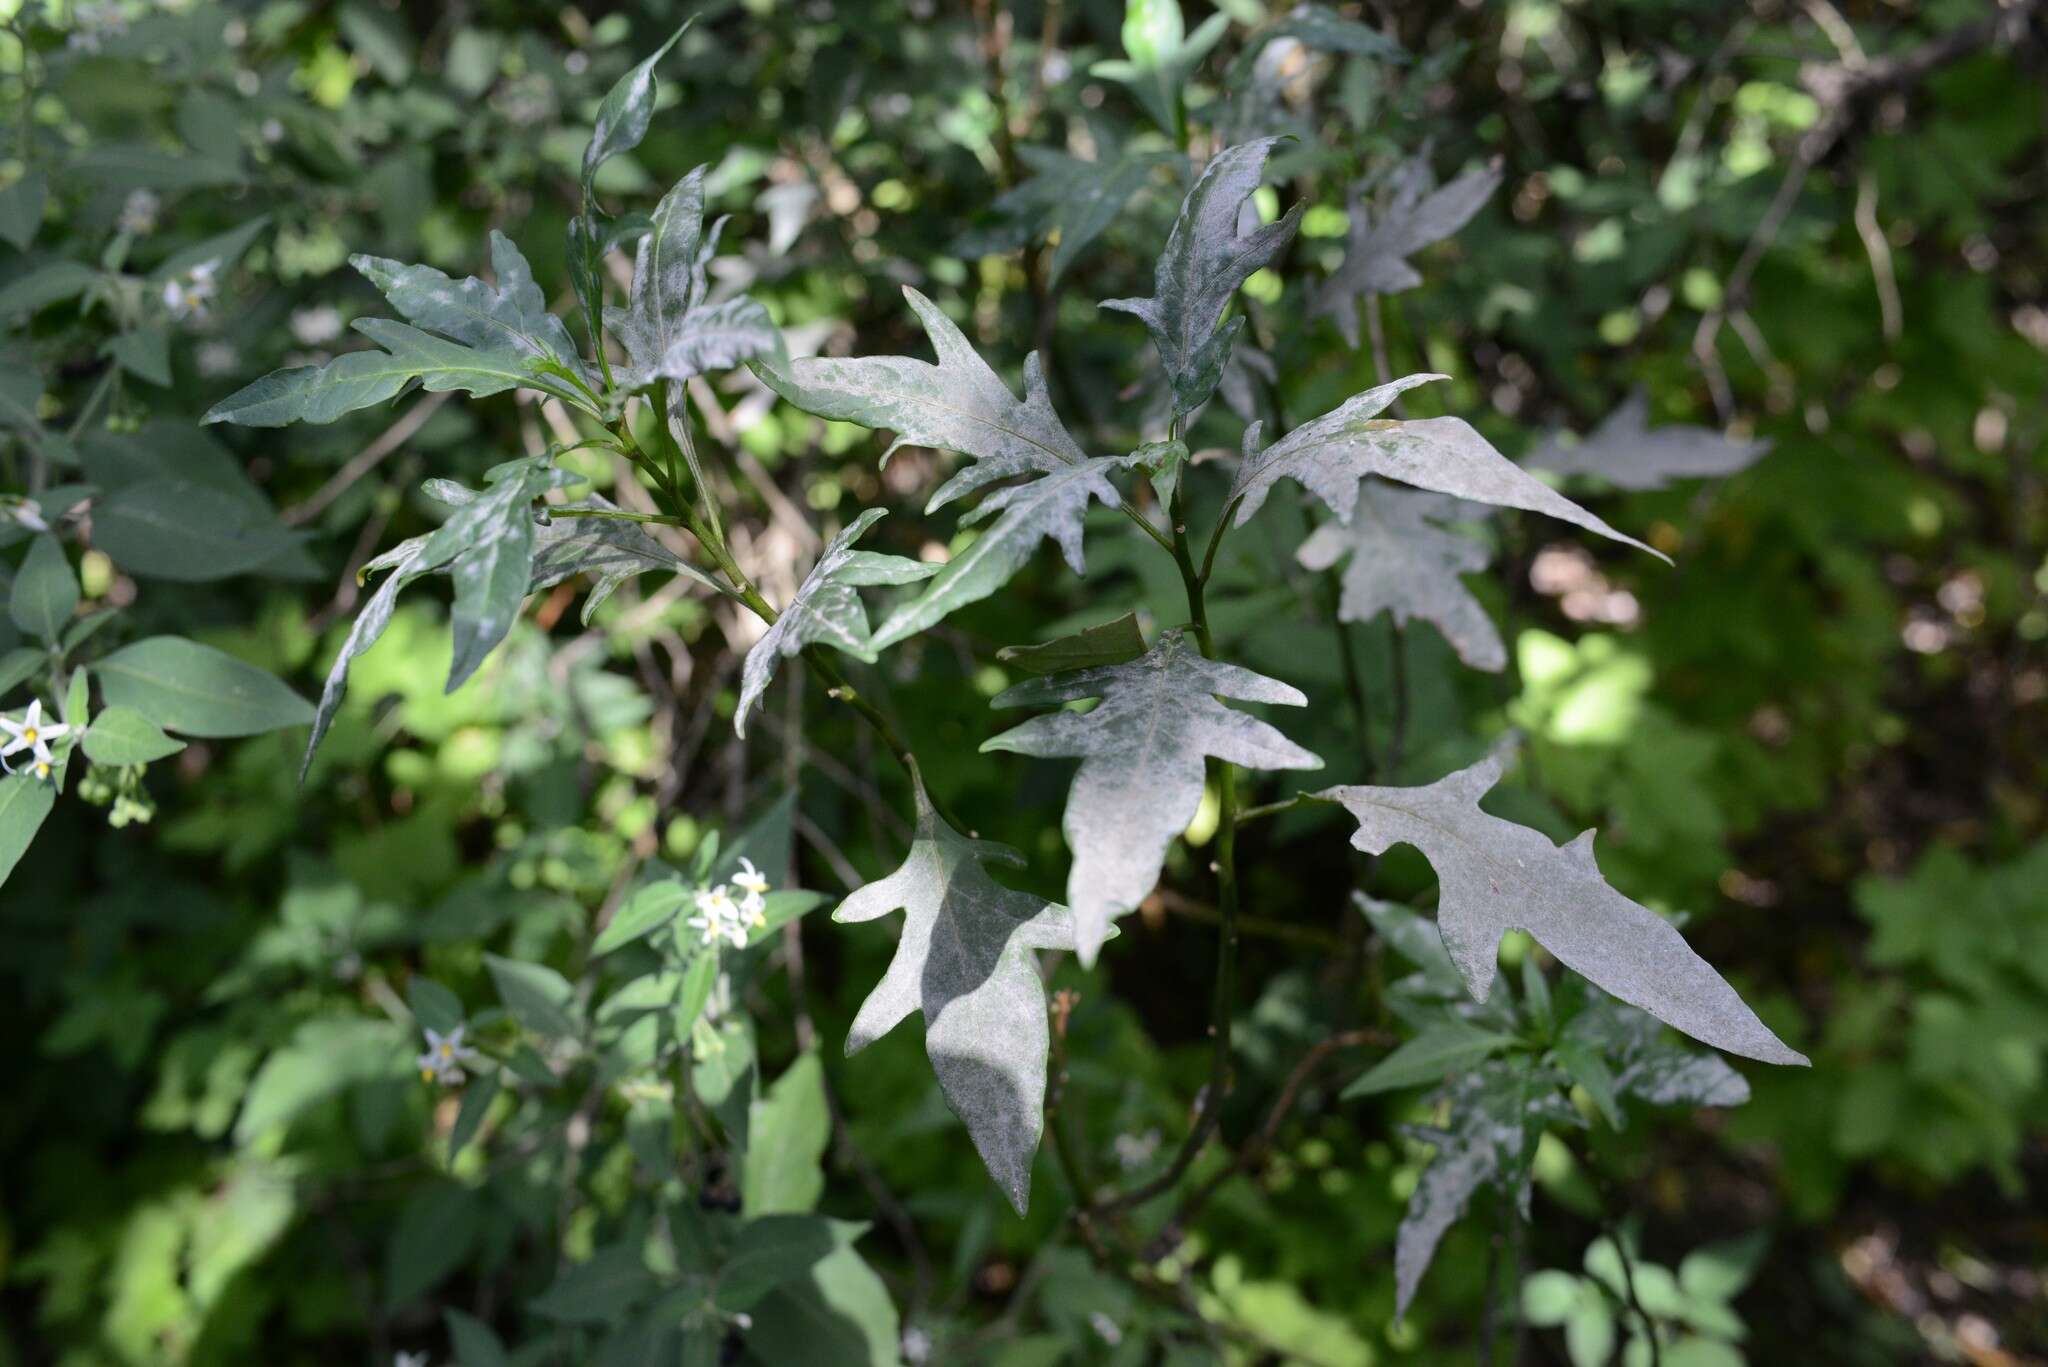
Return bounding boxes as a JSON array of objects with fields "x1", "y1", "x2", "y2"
[
  {"x1": 733, "y1": 857, "x2": 772, "y2": 928},
  {"x1": 1, "y1": 699, "x2": 71, "y2": 783},
  {"x1": 415, "y1": 1024, "x2": 479, "y2": 1086},
  {"x1": 689, "y1": 884, "x2": 744, "y2": 948}
]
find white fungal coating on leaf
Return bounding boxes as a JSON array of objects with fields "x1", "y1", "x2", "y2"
[
  {"x1": 1321, "y1": 751, "x2": 1809, "y2": 1067},
  {"x1": 1295, "y1": 483, "x2": 1506, "y2": 672},
  {"x1": 1523, "y1": 389, "x2": 1772, "y2": 490},
  {"x1": 983, "y1": 629, "x2": 1321, "y2": 965},
  {"x1": 835, "y1": 772, "x2": 1079, "y2": 1214}
]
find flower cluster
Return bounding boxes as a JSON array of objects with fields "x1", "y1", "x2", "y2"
[
  {"x1": 415, "y1": 1025, "x2": 480, "y2": 1086},
  {"x1": 685, "y1": 857, "x2": 773, "y2": 950},
  {"x1": 1, "y1": 700, "x2": 71, "y2": 782},
  {"x1": 162, "y1": 261, "x2": 217, "y2": 322}
]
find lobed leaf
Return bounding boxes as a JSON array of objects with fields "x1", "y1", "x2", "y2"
[
  {"x1": 736, "y1": 509, "x2": 936, "y2": 737},
  {"x1": 1319, "y1": 751, "x2": 1807, "y2": 1066},
  {"x1": 1102, "y1": 137, "x2": 1303, "y2": 420},
  {"x1": 1229, "y1": 373, "x2": 1668, "y2": 561},
  {"x1": 836, "y1": 771, "x2": 1078, "y2": 1213},
  {"x1": 984, "y1": 629, "x2": 1320, "y2": 964},
  {"x1": 1295, "y1": 483, "x2": 1504, "y2": 672},
  {"x1": 352, "y1": 231, "x2": 589, "y2": 386},
  {"x1": 1314, "y1": 154, "x2": 1502, "y2": 345},
  {"x1": 1523, "y1": 389, "x2": 1771, "y2": 490}
]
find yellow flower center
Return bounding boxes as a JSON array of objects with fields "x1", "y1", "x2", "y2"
[
  {"x1": 420, "y1": 1067, "x2": 435, "y2": 1081},
  {"x1": 33, "y1": 762, "x2": 49, "y2": 779},
  {"x1": 22, "y1": 727, "x2": 36, "y2": 743},
  {"x1": 438, "y1": 1043, "x2": 453, "y2": 1058}
]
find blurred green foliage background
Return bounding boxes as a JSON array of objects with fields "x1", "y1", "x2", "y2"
[{"x1": 0, "y1": 0, "x2": 2042, "y2": 1363}]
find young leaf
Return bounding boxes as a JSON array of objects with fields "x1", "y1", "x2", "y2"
[
  {"x1": 1318, "y1": 752, "x2": 1807, "y2": 1066},
  {"x1": 440, "y1": 475, "x2": 539, "y2": 692},
  {"x1": 1314, "y1": 155, "x2": 1502, "y2": 345},
  {"x1": 607, "y1": 168, "x2": 784, "y2": 387},
  {"x1": 1523, "y1": 390, "x2": 1772, "y2": 490},
  {"x1": 983, "y1": 629, "x2": 1321, "y2": 964},
  {"x1": 1102, "y1": 137, "x2": 1304, "y2": 421},
  {"x1": 351, "y1": 231, "x2": 589, "y2": 386},
  {"x1": 836, "y1": 772, "x2": 1080, "y2": 1213},
  {"x1": 997, "y1": 611, "x2": 1148, "y2": 676},
  {"x1": 1228, "y1": 373, "x2": 1667, "y2": 561},
  {"x1": 758, "y1": 286, "x2": 1119, "y2": 645},
  {"x1": 735, "y1": 509, "x2": 937, "y2": 738},
  {"x1": 96, "y1": 636, "x2": 313, "y2": 738},
  {"x1": 1294, "y1": 484, "x2": 1504, "y2": 672},
  {"x1": 582, "y1": 22, "x2": 691, "y2": 205},
  {"x1": 1092, "y1": 0, "x2": 1232, "y2": 138}
]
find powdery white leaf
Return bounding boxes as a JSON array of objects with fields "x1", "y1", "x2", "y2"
[
  {"x1": 530, "y1": 495, "x2": 724, "y2": 623},
  {"x1": 607, "y1": 168, "x2": 783, "y2": 387},
  {"x1": 1523, "y1": 390, "x2": 1771, "y2": 490},
  {"x1": 1103, "y1": 137, "x2": 1303, "y2": 421},
  {"x1": 1564, "y1": 990, "x2": 1751, "y2": 1111},
  {"x1": 757, "y1": 287, "x2": 1117, "y2": 646},
  {"x1": 582, "y1": 23, "x2": 689, "y2": 204},
  {"x1": 835, "y1": 773, "x2": 1079, "y2": 1214},
  {"x1": 1295, "y1": 483, "x2": 1504, "y2": 671},
  {"x1": 1229, "y1": 374, "x2": 1668, "y2": 561},
  {"x1": 983, "y1": 629, "x2": 1321, "y2": 965},
  {"x1": 1320, "y1": 752, "x2": 1807, "y2": 1066},
  {"x1": 1396, "y1": 1060, "x2": 1575, "y2": 1318},
  {"x1": 736, "y1": 509, "x2": 937, "y2": 737},
  {"x1": 1314, "y1": 155, "x2": 1502, "y2": 346},
  {"x1": 352, "y1": 232, "x2": 588, "y2": 386},
  {"x1": 302, "y1": 536, "x2": 433, "y2": 780},
  {"x1": 759, "y1": 285, "x2": 1087, "y2": 500},
  {"x1": 868, "y1": 458, "x2": 1123, "y2": 651}
]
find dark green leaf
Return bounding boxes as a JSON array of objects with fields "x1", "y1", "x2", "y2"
[
  {"x1": 81, "y1": 706, "x2": 185, "y2": 766},
  {"x1": 96, "y1": 636, "x2": 313, "y2": 738},
  {"x1": 997, "y1": 611, "x2": 1148, "y2": 676},
  {"x1": 448, "y1": 1070, "x2": 500, "y2": 1161},
  {"x1": 593, "y1": 880, "x2": 690, "y2": 955},
  {"x1": 385, "y1": 1183, "x2": 480, "y2": 1306},
  {"x1": 531, "y1": 1243, "x2": 656, "y2": 1326},
  {"x1": 1343, "y1": 1020, "x2": 1516, "y2": 1098},
  {"x1": 10, "y1": 535, "x2": 77, "y2": 642},
  {"x1": 0, "y1": 170, "x2": 47, "y2": 250},
  {"x1": 407, "y1": 977, "x2": 465, "y2": 1037},
  {"x1": 715, "y1": 1216, "x2": 864, "y2": 1312},
  {"x1": 0, "y1": 773, "x2": 56, "y2": 890},
  {"x1": 485, "y1": 953, "x2": 579, "y2": 1040},
  {"x1": 92, "y1": 478, "x2": 302, "y2": 582}
]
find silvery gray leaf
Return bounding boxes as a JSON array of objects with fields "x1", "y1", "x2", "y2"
[
  {"x1": 1563, "y1": 990, "x2": 1751, "y2": 1110},
  {"x1": 609, "y1": 169, "x2": 784, "y2": 386},
  {"x1": 756, "y1": 286, "x2": 1120, "y2": 647},
  {"x1": 301, "y1": 535, "x2": 433, "y2": 781},
  {"x1": 983, "y1": 629, "x2": 1321, "y2": 965},
  {"x1": 1523, "y1": 390, "x2": 1771, "y2": 490},
  {"x1": 836, "y1": 772, "x2": 1078, "y2": 1214},
  {"x1": 529, "y1": 494, "x2": 725, "y2": 621},
  {"x1": 1313, "y1": 155, "x2": 1501, "y2": 346},
  {"x1": 1395, "y1": 1060, "x2": 1574, "y2": 1318},
  {"x1": 1228, "y1": 373, "x2": 1668, "y2": 561},
  {"x1": 352, "y1": 232, "x2": 589, "y2": 386},
  {"x1": 1295, "y1": 483, "x2": 1504, "y2": 672},
  {"x1": 737, "y1": 510, "x2": 937, "y2": 737},
  {"x1": 1320, "y1": 752, "x2": 1808, "y2": 1066},
  {"x1": 757, "y1": 285, "x2": 1088, "y2": 506},
  {"x1": 1102, "y1": 137, "x2": 1304, "y2": 421}
]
